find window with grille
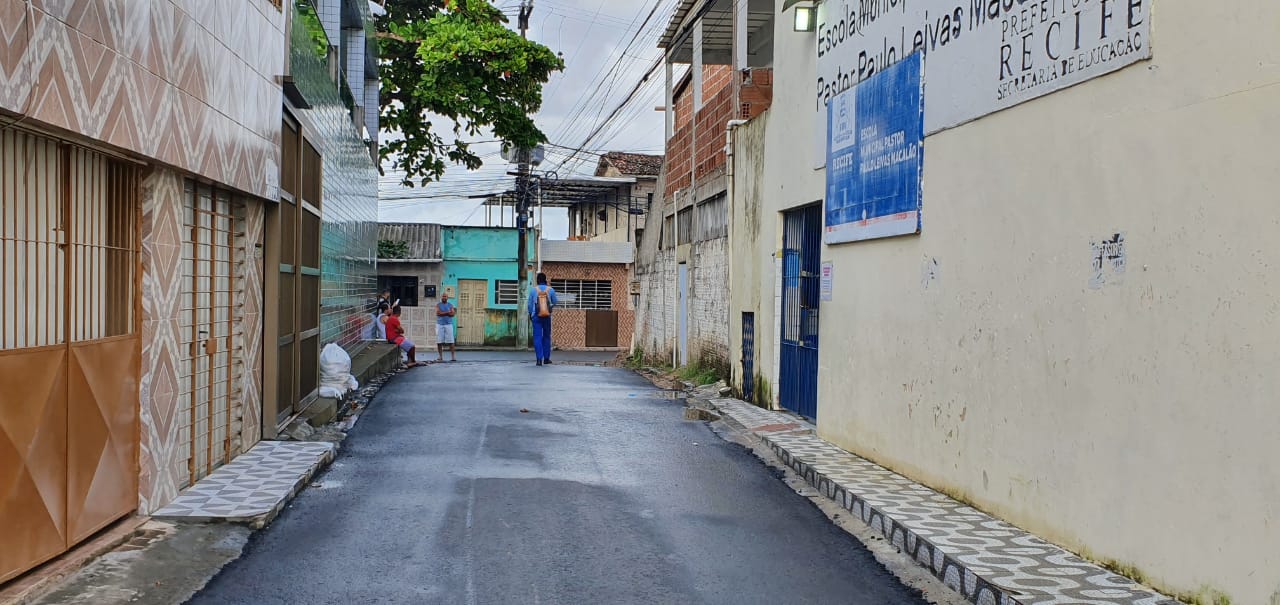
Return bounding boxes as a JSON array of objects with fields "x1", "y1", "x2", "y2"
[
  {"x1": 1, "y1": 130, "x2": 140, "y2": 350},
  {"x1": 495, "y1": 280, "x2": 519, "y2": 305},
  {"x1": 549, "y1": 279, "x2": 613, "y2": 310}
]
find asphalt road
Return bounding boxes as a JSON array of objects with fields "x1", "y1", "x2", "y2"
[{"x1": 188, "y1": 361, "x2": 928, "y2": 605}]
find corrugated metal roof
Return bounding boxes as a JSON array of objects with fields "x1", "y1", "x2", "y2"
[
  {"x1": 659, "y1": 0, "x2": 700, "y2": 49},
  {"x1": 378, "y1": 222, "x2": 442, "y2": 260},
  {"x1": 540, "y1": 240, "x2": 634, "y2": 264}
]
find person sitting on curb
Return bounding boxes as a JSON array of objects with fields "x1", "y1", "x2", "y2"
[{"x1": 385, "y1": 306, "x2": 424, "y2": 368}]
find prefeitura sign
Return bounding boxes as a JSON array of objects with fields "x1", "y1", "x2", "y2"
[
  {"x1": 826, "y1": 53, "x2": 924, "y2": 244},
  {"x1": 813, "y1": 0, "x2": 1151, "y2": 163}
]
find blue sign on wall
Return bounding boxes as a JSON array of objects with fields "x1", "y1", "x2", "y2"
[{"x1": 825, "y1": 52, "x2": 924, "y2": 244}]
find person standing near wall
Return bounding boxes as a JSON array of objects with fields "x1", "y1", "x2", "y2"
[
  {"x1": 436, "y1": 293, "x2": 458, "y2": 362},
  {"x1": 370, "y1": 289, "x2": 392, "y2": 340},
  {"x1": 528, "y1": 273, "x2": 558, "y2": 366}
]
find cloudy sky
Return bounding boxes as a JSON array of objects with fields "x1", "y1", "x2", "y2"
[{"x1": 377, "y1": 0, "x2": 676, "y2": 239}]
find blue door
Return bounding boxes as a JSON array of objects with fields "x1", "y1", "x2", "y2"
[
  {"x1": 780, "y1": 205, "x2": 821, "y2": 419},
  {"x1": 741, "y1": 312, "x2": 755, "y2": 402}
]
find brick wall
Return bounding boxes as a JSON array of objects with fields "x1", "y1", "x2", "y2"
[
  {"x1": 739, "y1": 68, "x2": 774, "y2": 123},
  {"x1": 543, "y1": 262, "x2": 634, "y2": 350},
  {"x1": 634, "y1": 66, "x2": 770, "y2": 368},
  {"x1": 666, "y1": 67, "x2": 772, "y2": 199}
]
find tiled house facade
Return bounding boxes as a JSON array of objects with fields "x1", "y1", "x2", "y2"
[
  {"x1": 0, "y1": 0, "x2": 286, "y2": 582},
  {"x1": 0, "y1": 0, "x2": 380, "y2": 583}
]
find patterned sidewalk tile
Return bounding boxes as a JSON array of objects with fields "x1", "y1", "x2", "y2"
[
  {"x1": 710, "y1": 398, "x2": 813, "y2": 434},
  {"x1": 152, "y1": 441, "x2": 336, "y2": 527},
  {"x1": 711, "y1": 399, "x2": 1182, "y2": 605}
]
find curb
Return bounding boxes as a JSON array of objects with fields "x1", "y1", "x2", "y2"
[
  {"x1": 0, "y1": 518, "x2": 149, "y2": 605},
  {"x1": 708, "y1": 398, "x2": 1183, "y2": 605}
]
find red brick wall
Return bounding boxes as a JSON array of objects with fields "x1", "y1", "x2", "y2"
[
  {"x1": 740, "y1": 68, "x2": 773, "y2": 122},
  {"x1": 543, "y1": 262, "x2": 634, "y2": 350},
  {"x1": 665, "y1": 67, "x2": 773, "y2": 199}
]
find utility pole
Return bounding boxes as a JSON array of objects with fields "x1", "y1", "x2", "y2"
[{"x1": 515, "y1": 0, "x2": 533, "y2": 350}]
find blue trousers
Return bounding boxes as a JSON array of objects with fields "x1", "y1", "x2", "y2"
[{"x1": 533, "y1": 316, "x2": 552, "y2": 361}]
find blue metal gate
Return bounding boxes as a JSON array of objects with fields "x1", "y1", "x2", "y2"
[
  {"x1": 741, "y1": 312, "x2": 755, "y2": 402},
  {"x1": 780, "y1": 205, "x2": 821, "y2": 419}
]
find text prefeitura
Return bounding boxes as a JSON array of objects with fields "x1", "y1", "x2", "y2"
[{"x1": 816, "y1": 0, "x2": 1146, "y2": 112}]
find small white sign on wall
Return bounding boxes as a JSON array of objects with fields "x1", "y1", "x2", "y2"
[{"x1": 820, "y1": 262, "x2": 834, "y2": 302}]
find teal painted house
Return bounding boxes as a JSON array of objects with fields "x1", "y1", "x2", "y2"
[{"x1": 441, "y1": 226, "x2": 539, "y2": 347}]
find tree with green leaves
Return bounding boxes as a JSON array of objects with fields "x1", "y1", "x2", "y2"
[{"x1": 379, "y1": 0, "x2": 564, "y2": 187}]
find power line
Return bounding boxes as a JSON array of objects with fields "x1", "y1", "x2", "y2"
[
  {"x1": 547, "y1": 54, "x2": 663, "y2": 174},
  {"x1": 556, "y1": 1, "x2": 733, "y2": 174},
  {"x1": 546, "y1": 0, "x2": 671, "y2": 144},
  {"x1": 547, "y1": 0, "x2": 675, "y2": 146}
]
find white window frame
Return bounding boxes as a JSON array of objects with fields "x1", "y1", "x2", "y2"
[
  {"x1": 495, "y1": 279, "x2": 519, "y2": 305},
  {"x1": 549, "y1": 279, "x2": 613, "y2": 310}
]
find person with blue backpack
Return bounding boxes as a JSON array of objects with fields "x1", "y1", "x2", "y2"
[{"x1": 527, "y1": 272, "x2": 558, "y2": 366}]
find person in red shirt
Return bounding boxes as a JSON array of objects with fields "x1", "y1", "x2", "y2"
[{"x1": 385, "y1": 306, "x2": 424, "y2": 368}]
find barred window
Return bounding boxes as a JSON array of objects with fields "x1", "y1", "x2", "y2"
[
  {"x1": 495, "y1": 280, "x2": 519, "y2": 305},
  {"x1": 378, "y1": 275, "x2": 419, "y2": 307},
  {"x1": 549, "y1": 279, "x2": 613, "y2": 310}
]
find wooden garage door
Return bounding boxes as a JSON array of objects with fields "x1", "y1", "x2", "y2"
[
  {"x1": 0, "y1": 130, "x2": 140, "y2": 583},
  {"x1": 585, "y1": 310, "x2": 618, "y2": 348}
]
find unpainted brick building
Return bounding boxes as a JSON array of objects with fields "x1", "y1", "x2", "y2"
[{"x1": 633, "y1": 0, "x2": 774, "y2": 370}]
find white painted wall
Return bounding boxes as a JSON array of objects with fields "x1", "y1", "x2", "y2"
[
  {"x1": 729, "y1": 13, "x2": 825, "y2": 408},
  {"x1": 735, "y1": 2, "x2": 1280, "y2": 603}
]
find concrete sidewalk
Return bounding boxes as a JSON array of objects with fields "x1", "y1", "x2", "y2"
[{"x1": 708, "y1": 398, "x2": 1183, "y2": 605}]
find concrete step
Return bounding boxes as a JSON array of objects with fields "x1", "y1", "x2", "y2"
[{"x1": 151, "y1": 441, "x2": 336, "y2": 529}]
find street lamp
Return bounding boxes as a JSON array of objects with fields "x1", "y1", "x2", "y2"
[{"x1": 793, "y1": 5, "x2": 816, "y2": 31}]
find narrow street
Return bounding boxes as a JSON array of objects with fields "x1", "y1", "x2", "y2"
[{"x1": 187, "y1": 361, "x2": 929, "y2": 605}]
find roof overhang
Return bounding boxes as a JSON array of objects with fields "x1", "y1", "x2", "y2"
[
  {"x1": 482, "y1": 176, "x2": 639, "y2": 209},
  {"x1": 659, "y1": 0, "x2": 775, "y2": 65}
]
